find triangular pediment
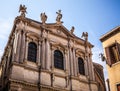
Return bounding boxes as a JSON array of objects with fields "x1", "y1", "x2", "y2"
[{"x1": 43, "y1": 23, "x2": 75, "y2": 39}]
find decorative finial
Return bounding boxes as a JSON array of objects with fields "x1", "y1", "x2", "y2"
[
  {"x1": 40, "y1": 12, "x2": 47, "y2": 24},
  {"x1": 19, "y1": 4, "x2": 27, "y2": 17},
  {"x1": 56, "y1": 10, "x2": 63, "y2": 24},
  {"x1": 81, "y1": 32, "x2": 88, "y2": 42},
  {"x1": 70, "y1": 26, "x2": 75, "y2": 34}
]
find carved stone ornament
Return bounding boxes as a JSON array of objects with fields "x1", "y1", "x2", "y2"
[
  {"x1": 42, "y1": 30, "x2": 47, "y2": 38},
  {"x1": 56, "y1": 10, "x2": 63, "y2": 23},
  {"x1": 68, "y1": 39, "x2": 73, "y2": 48},
  {"x1": 70, "y1": 26, "x2": 75, "y2": 34},
  {"x1": 19, "y1": 4, "x2": 27, "y2": 17},
  {"x1": 57, "y1": 29, "x2": 61, "y2": 34},
  {"x1": 81, "y1": 32, "x2": 88, "y2": 42},
  {"x1": 40, "y1": 12, "x2": 47, "y2": 24}
]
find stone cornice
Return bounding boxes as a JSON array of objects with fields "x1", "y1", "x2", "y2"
[
  {"x1": 100, "y1": 26, "x2": 120, "y2": 42},
  {"x1": 10, "y1": 78, "x2": 37, "y2": 87}
]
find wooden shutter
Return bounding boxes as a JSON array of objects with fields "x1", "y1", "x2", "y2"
[
  {"x1": 105, "y1": 47, "x2": 112, "y2": 66},
  {"x1": 116, "y1": 41, "x2": 120, "y2": 61},
  {"x1": 117, "y1": 84, "x2": 120, "y2": 91}
]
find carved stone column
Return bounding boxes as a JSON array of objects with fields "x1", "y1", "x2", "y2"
[
  {"x1": 19, "y1": 31, "x2": 26, "y2": 63},
  {"x1": 5, "y1": 56, "x2": 9, "y2": 76},
  {"x1": 85, "y1": 52, "x2": 90, "y2": 78},
  {"x1": 76, "y1": 56, "x2": 79, "y2": 75},
  {"x1": 73, "y1": 48, "x2": 77, "y2": 76},
  {"x1": 15, "y1": 30, "x2": 22, "y2": 62},
  {"x1": 67, "y1": 49, "x2": 70, "y2": 75},
  {"x1": 13, "y1": 30, "x2": 18, "y2": 55},
  {"x1": 41, "y1": 38, "x2": 45, "y2": 69},
  {"x1": 64, "y1": 49, "x2": 68, "y2": 72},
  {"x1": 24, "y1": 37, "x2": 29, "y2": 63},
  {"x1": 9, "y1": 35, "x2": 14, "y2": 62},
  {"x1": 37, "y1": 40, "x2": 41, "y2": 66},
  {"x1": 84, "y1": 58, "x2": 88, "y2": 76},
  {"x1": 89, "y1": 53, "x2": 95, "y2": 81},
  {"x1": 51, "y1": 46, "x2": 55, "y2": 70},
  {"x1": 69, "y1": 48, "x2": 74, "y2": 76},
  {"x1": 45, "y1": 39, "x2": 50, "y2": 70}
]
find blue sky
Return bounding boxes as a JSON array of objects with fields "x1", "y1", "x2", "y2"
[{"x1": 0, "y1": 0, "x2": 120, "y2": 89}]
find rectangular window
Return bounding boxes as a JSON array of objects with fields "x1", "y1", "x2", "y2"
[
  {"x1": 117, "y1": 84, "x2": 120, "y2": 91},
  {"x1": 105, "y1": 41, "x2": 120, "y2": 66}
]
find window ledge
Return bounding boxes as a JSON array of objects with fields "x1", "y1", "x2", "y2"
[{"x1": 112, "y1": 61, "x2": 120, "y2": 67}]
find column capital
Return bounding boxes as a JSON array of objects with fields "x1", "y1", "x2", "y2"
[
  {"x1": 64, "y1": 49, "x2": 68, "y2": 54},
  {"x1": 25, "y1": 37, "x2": 29, "y2": 42},
  {"x1": 38, "y1": 40, "x2": 42, "y2": 45}
]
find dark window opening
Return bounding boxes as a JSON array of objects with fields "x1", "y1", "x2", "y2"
[
  {"x1": 117, "y1": 84, "x2": 120, "y2": 91},
  {"x1": 78, "y1": 57, "x2": 85, "y2": 75},
  {"x1": 27, "y1": 42, "x2": 37, "y2": 62},
  {"x1": 105, "y1": 42, "x2": 120, "y2": 66},
  {"x1": 54, "y1": 50, "x2": 64, "y2": 70}
]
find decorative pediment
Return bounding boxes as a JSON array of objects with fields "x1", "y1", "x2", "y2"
[
  {"x1": 41, "y1": 24, "x2": 75, "y2": 39},
  {"x1": 50, "y1": 41, "x2": 67, "y2": 51},
  {"x1": 26, "y1": 31, "x2": 40, "y2": 42},
  {"x1": 76, "y1": 48, "x2": 85, "y2": 57}
]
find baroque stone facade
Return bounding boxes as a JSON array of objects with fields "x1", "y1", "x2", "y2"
[{"x1": 0, "y1": 5, "x2": 105, "y2": 91}]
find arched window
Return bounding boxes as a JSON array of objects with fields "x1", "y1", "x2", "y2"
[
  {"x1": 54, "y1": 50, "x2": 64, "y2": 70},
  {"x1": 27, "y1": 42, "x2": 37, "y2": 62},
  {"x1": 78, "y1": 57, "x2": 85, "y2": 75}
]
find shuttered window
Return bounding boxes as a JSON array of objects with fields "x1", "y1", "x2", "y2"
[
  {"x1": 54, "y1": 50, "x2": 64, "y2": 70},
  {"x1": 78, "y1": 57, "x2": 85, "y2": 75},
  {"x1": 105, "y1": 41, "x2": 120, "y2": 66},
  {"x1": 27, "y1": 42, "x2": 37, "y2": 62}
]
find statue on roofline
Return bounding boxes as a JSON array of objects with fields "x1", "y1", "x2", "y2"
[
  {"x1": 56, "y1": 10, "x2": 63, "y2": 23},
  {"x1": 70, "y1": 26, "x2": 75, "y2": 34},
  {"x1": 81, "y1": 32, "x2": 88, "y2": 42},
  {"x1": 19, "y1": 4, "x2": 27, "y2": 17},
  {"x1": 40, "y1": 12, "x2": 47, "y2": 24}
]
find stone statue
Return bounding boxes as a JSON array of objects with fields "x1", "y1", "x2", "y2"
[
  {"x1": 81, "y1": 32, "x2": 88, "y2": 42},
  {"x1": 40, "y1": 12, "x2": 47, "y2": 24},
  {"x1": 56, "y1": 10, "x2": 62, "y2": 22},
  {"x1": 19, "y1": 4, "x2": 27, "y2": 17},
  {"x1": 70, "y1": 26, "x2": 75, "y2": 34},
  {"x1": 81, "y1": 32, "x2": 88, "y2": 54}
]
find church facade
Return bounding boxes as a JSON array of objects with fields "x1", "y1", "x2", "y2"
[{"x1": 0, "y1": 5, "x2": 105, "y2": 91}]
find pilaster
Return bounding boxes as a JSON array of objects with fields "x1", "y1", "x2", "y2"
[
  {"x1": 64, "y1": 49, "x2": 68, "y2": 72},
  {"x1": 69, "y1": 47, "x2": 74, "y2": 76},
  {"x1": 51, "y1": 46, "x2": 55, "y2": 70},
  {"x1": 24, "y1": 37, "x2": 29, "y2": 63},
  {"x1": 37, "y1": 40, "x2": 41, "y2": 66},
  {"x1": 15, "y1": 30, "x2": 22, "y2": 62},
  {"x1": 41, "y1": 38, "x2": 45, "y2": 69},
  {"x1": 19, "y1": 31, "x2": 26, "y2": 63},
  {"x1": 45, "y1": 38, "x2": 50, "y2": 70}
]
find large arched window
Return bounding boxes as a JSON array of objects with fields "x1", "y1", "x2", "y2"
[
  {"x1": 54, "y1": 50, "x2": 64, "y2": 70},
  {"x1": 78, "y1": 57, "x2": 85, "y2": 75},
  {"x1": 27, "y1": 42, "x2": 37, "y2": 62}
]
